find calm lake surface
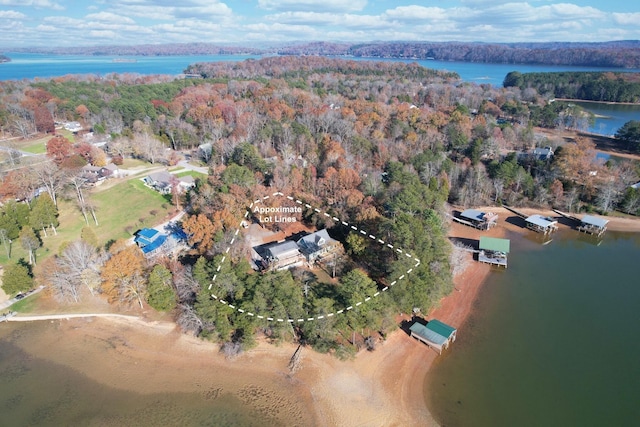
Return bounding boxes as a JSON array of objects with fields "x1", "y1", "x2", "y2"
[
  {"x1": 426, "y1": 230, "x2": 640, "y2": 427},
  {"x1": 572, "y1": 101, "x2": 640, "y2": 137}
]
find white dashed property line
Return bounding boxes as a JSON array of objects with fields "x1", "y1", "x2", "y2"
[{"x1": 207, "y1": 191, "x2": 421, "y2": 323}]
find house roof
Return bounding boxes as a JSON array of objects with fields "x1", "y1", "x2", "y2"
[
  {"x1": 410, "y1": 319, "x2": 456, "y2": 345},
  {"x1": 103, "y1": 163, "x2": 119, "y2": 171},
  {"x1": 297, "y1": 229, "x2": 336, "y2": 253},
  {"x1": 526, "y1": 214, "x2": 557, "y2": 228},
  {"x1": 140, "y1": 234, "x2": 167, "y2": 254},
  {"x1": 267, "y1": 241, "x2": 300, "y2": 259},
  {"x1": 148, "y1": 171, "x2": 173, "y2": 185},
  {"x1": 460, "y1": 209, "x2": 497, "y2": 223},
  {"x1": 134, "y1": 228, "x2": 160, "y2": 246},
  {"x1": 179, "y1": 175, "x2": 195, "y2": 184},
  {"x1": 581, "y1": 215, "x2": 609, "y2": 229},
  {"x1": 137, "y1": 228, "x2": 159, "y2": 239},
  {"x1": 479, "y1": 237, "x2": 510, "y2": 254},
  {"x1": 533, "y1": 147, "x2": 553, "y2": 156}
]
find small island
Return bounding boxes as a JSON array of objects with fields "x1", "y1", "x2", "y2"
[{"x1": 0, "y1": 54, "x2": 10, "y2": 63}]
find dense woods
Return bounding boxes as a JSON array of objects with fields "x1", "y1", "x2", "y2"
[
  {"x1": 2, "y1": 56, "x2": 640, "y2": 357},
  {"x1": 504, "y1": 71, "x2": 640, "y2": 103}
]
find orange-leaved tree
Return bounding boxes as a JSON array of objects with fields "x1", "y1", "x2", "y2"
[
  {"x1": 100, "y1": 240, "x2": 147, "y2": 308},
  {"x1": 182, "y1": 213, "x2": 219, "y2": 254}
]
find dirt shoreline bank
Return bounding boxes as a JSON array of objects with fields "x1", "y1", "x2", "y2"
[{"x1": 5, "y1": 208, "x2": 640, "y2": 426}]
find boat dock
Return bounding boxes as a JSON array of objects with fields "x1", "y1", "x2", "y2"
[{"x1": 478, "y1": 236, "x2": 510, "y2": 268}]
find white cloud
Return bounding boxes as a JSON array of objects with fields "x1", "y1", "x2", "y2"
[
  {"x1": 382, "y1": 6, "x2": 449, "y2": 22},
  {"x1": 258, "y1": 0, "x2": 367, "y2": 13},
  {"x1": 89, "y1": 29, "x2": 118, "y2": 39},
  {"x1": 85, "y1": 12, "x2": 136, "y2": 24},
  {"x1": 0, "y1": 10, "x2": 26, "y2": 19},
  {"x1": 0, "y1": 0, "x2": 63, "y2": 10},
  {"x1": 612, "y1": 12, "x2": 640, "y2": 26}
]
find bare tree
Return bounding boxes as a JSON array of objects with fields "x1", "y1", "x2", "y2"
[
  {"x1": 68, "y1": 175, "x2": 97, "y2": 225},
  {"x1": 176, "y1": 304, "x2": 203, "y2": 336},
  {"x1": 33, "y1": 162, "x2": 65, "y2": 207},
  {"x1": 596, "y1": 180, "x2": 621, "y2": 214}
]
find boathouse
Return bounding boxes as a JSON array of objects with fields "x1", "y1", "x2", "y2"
[
  {"x1": 409, "y1": 319, "x2": 457, "y2": 354},
  {"x1": 456, "y1": 209, "x2": 498, "y2": 230},
  {"x1": 478, "y1": 236, "x2": 510, "y2": 268},
  {"x1": 525, "y1": 214, "x2": 558, "y2": 234},
  {"x1": 577, "y1": 215, "x2": 609, "y2": 237}
]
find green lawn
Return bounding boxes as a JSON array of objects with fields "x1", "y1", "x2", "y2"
[
  {"x1": 175, "y1": 170, "x2": 207, "y2": 179},
  {"x1": 91, "y1": 179, "x2": 174, "y2": 242},
  {"x1": 0, "y1": 178, "x2": 173, "y2": 269},
  {"x1": 16, "y1": 129, "x2": 76, "y2": 154},
  {"x1": 10, "y1": 291, "x2": 43, "y2": 313}
]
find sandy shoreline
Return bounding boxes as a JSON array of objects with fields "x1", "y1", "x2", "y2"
[{"x1": 4, "y1": 208, "x2": 639, "y2": 426}]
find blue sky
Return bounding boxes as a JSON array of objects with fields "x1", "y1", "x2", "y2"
[{"x1": 0, "y1": 0, "x2": 638, "y2": 48}]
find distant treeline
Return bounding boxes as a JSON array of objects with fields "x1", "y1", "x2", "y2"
[
  {"x1": 8, "y1": 40, "x2": 640, "y2": 68},
  {"x1": 503, "y1": 71, "x2": 640, "y2": 103},
  {"x1": 277, "y1": 41, "x2": 640, "y2": 68}
]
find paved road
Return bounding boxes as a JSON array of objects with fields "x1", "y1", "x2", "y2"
[{"x1": 0, "y1": 285, "x2": 45, "y2": 311}]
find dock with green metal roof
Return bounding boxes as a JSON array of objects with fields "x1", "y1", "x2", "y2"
[
  {"x1": 409, "y1": 319, "x2": 457, "y2": 354},
  {"x1": 478, "y1": 236, "x2": 510, "y2": 268}
]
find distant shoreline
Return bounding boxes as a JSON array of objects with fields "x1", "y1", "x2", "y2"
[{"x1": 554, "y1": 97, "x2": 640, "y2": 106}]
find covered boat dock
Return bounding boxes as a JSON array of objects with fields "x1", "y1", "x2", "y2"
[
  {"x1": 409, "y1": 319, "x2": 457, "y2": 354},
  {"x1": 454, "y1": 209, "x2": 499, "y2": 230},
  {"x1": 478, "y1": 236, "x2": 510, "y2": 268},
  {"x1": 525, "y1": 214, "x2": 558, "y2": 234},
  {"x1": 577, "y1": 215, "x2": 609, "y2": 237}
]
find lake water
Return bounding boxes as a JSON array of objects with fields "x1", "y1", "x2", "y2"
[
  {"x1": 426, "y1": 230, "x2": 640, "y2": 426},
  {"x1": 2, "y1": 52, "x2": 638, "y2": 134},
  {"x1": 0, "y1": 322, "x2": 289, "y2": 426},
  {"x1": 571, "y1": 101, "x2": 640, "y2": 137}
]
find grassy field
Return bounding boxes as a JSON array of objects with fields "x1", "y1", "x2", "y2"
[
  {"x1": 175, "y1": 170, "x2": 207, "y2": 179},
  {"x1": 10, "y1": 291, "x2": 43, "y2": 313},
  {"x1": 15, "y1": 129, "x2": 76, "y2": 154},
  {"x1": 0, "y1": 177, "x2": 173, "y2": 269}
]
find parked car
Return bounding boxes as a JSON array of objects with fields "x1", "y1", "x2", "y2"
[{"x1": 15, "y1": 293, "x2": 24, "y2": 300}]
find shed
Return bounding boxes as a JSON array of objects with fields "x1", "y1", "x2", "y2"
[
  {"x1": 458, "y1": 209, "x2": 498, "y2": 230},
  {"x1": 478, "y1": 237, "x2": 510, "y2": 267},
  {"x1": 525, "y1": 214, "x2": 558, "y2": 234},
  {"x1": 577, "y1": 215, "x2": 609, "y2": 237},
  {"x1": 409, "y1": 319, "x2": 457, "y2": 354}
]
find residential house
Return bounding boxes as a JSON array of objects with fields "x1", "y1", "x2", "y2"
[
  {"x1": 264, "y1": 240, "x2": 304, "y2": 270},
  {"x1": 178, "y1": 175, "x2": 196, "y2": 191},
  {"x1": 143, "y1": 171, "x2": 174, "y2": 194},
  {"x1": 296, "y1": 229, "x2": 342, "y2": 262},
  {"x1": 134, "y1": 228, "x2": 168, "y2": 256},
  {"x1": 532, "y1": 146, "x2": 554, "y2": 161},
  {"x1": 102, "y1": 163, "x2": 121, "y2": 178}
]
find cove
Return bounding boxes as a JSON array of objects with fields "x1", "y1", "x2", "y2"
[{"x1": 426, "y1": 230, "x2": 640, "y2": 426}]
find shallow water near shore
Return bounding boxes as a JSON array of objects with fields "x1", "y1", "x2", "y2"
[
  {"x1": 426, "y1": 230, "x2": 640, "y2": 426},
  {"x1": 0, "y1": 322, "x2": 287, "y2": 427}
]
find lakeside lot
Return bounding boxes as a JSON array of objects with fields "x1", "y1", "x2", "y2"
[{"x1": 0, "y1": 170, "x2": 175, "y2": 267}]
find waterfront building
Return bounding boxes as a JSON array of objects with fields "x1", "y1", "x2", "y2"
[
  {"x1": 478, "y1": 237, "x2": 510, "y2": 268},
  {"x1": 409, "y1": 319, "x2": 457, "y2": 354},
  {"x1": 577, "y1": 215, "x2": 609, "y2": 237}
]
